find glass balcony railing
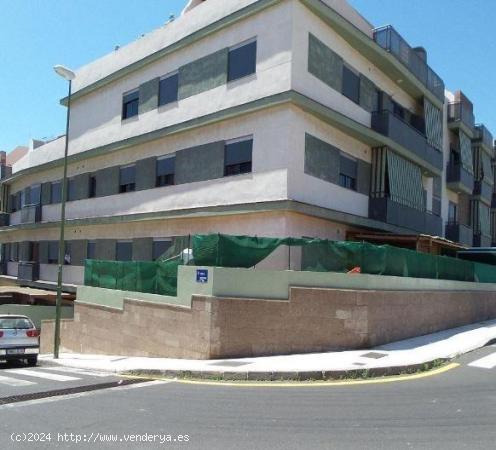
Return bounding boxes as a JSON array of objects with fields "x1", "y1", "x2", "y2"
[
  {"x1": 371, "y1": 110, "x2": 443, "y2": 171},
  {"x1": 373, "y1": 26, "x2": 445, "y2": 101},
  {"x1": 447, "y1": 102, "x2": 475, "y2": 131},
  {"x1": 445, "y1": 222, "x2": 473, "y2": 247},
  {"x1": 474, "y1": 124, "x2": 494, "y2": 150},
  {"x1": 446, "y1": 160, "x2": 474, "y2": 193}
]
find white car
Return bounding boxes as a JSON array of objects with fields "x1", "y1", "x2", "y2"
[{"x1": 0, "y1": 315, "x2": 40, "y2": 366}]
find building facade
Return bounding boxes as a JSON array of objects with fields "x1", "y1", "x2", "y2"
[{"x1": 0, "y1": 0, "x2": 495, "y2": 288}]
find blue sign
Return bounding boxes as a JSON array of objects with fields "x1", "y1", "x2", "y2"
[{"x1": 196, "y1": 269, "x2": 209, "y2": 284}]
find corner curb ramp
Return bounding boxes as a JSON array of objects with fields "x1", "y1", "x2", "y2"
[{"x1": 121, "y1": 358, "x2": 451, "y2": 382}]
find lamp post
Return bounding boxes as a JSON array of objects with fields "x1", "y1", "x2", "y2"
[{"x1": 53, "y1": 65, "x2": 76, "y2": 359}]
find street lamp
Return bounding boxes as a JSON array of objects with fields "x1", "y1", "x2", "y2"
[{"x1": 53, "y1": 64, "x2": 76, "y2": 359}]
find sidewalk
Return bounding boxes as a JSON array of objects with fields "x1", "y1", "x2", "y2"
[{"x1": 39, "y1": 319, "x2": 496, "y2": 381}]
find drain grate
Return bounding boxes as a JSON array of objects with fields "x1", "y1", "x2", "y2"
[{"x1": 0, "y1": 379, "x2": 146, "y2": 406}]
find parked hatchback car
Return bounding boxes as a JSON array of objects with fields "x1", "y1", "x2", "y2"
[{"x1": 0, "y1": 315, "x2": 40, "y2": 366}]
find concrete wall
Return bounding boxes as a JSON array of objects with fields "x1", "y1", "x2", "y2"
[{"x1": 41, "y1": 286, "x2": 496, "y2": 359}]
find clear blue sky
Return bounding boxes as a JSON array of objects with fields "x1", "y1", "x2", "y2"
[{"x1": 1, "y1": 0, "x2": 494, "y2": 151}]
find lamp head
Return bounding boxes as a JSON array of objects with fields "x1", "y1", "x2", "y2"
[{"x1": 54, "y1": 65, "x2": 76, "y2": 81}]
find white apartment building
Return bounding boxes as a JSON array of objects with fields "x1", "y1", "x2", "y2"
[{"x1": 0, "y1": 0, "x2": 494, "y2": 289}]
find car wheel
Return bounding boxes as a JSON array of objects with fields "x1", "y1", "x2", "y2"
[{"x1": 26, "y1": 356, "x2": 38, "y2": 367}]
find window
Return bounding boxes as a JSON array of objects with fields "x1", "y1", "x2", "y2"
[
  {"x1": 20, "y1": 190, "x2": 27, "y2": 208},
  {"x1": 116, "y1": 241, "x2": 133, "y2": 262},
  {"x1": 392, "y1": 100, "x2": 406, "y2": 120},
  {"x1": 51, "y1": 181, "x2": 62, "y2": 204},
  {"x1": 153, "y1": 239, "x2": 172, "y2": 261},
  {"x1": 89, "y1": 176, "x2": 97, "y2": 198},
  {"x1": 48, "y1": 241, "x2": 58, "y2": 264},
  {"x1": 122, "y1": 90, "x2": 139, "y2": 120},
  {"x1": 30, "y1": 185, "x2": 41, "y2": 205},
  {"x1": 448, "y1": 202, "x2": 458, "y2": 224},
  {"x1": 119, "y1": 165, "x2": 136, "y2": 193},
  {"x1": 159, "y1": 72, "x2": 179, "y2": 106},
  {"x1": 228, "y1": 39, "x2": 257, "y2": 82},
  {"x1": 342, "y1": 65, "x2": 360, "y2": 104},
  {"x1": 224, "y1": 138, "x2": 253, "y2": 176},
  {"x1": 87, "y1": 241, "x2": 96, "y2": 260},
  {"x1": 156, "y1": 156, "x2": 175, "y2": 187},
  {"x1": 339, "y1": 154, "x2": 357, "y2": 191},
  {"x1": 9, "y1": 242, "x2": 18, "y2": 262},
  {"x1": 64, "y1": 242, "x2": 71, "y2": 265}
]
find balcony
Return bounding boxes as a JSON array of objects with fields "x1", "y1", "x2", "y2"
[
  {"x1": 447, "y1": 102, "x2": 475, "y2": 134},
  {"x1": 371, "y1": 110, "x2": 443, "y2": 171},
  {"x1": 20, "y1": 204, "x2": 41, "y2": 224},
  {"x1": 446, "y1": 161, "x2": 473, "y2": 195},
  {"x1": 17, "y1": 262, "x2": 40, "y2": 282},
  {"x1": 369, "y1": 197, "x2": 442, "y2": 236},
  {"x1": 473, "y1": 180, "x2": 492, "y2": 204},
  {"x1": 473, "y1": 234, "x2": 492, "y2": 248},
  {"x1": 373, "y1": 26, "x2": 445, "y2": 101},
  {"x1": 445, "y1": 223, "x2": 473, "y2": 247},
  {"x1": 474, "y1": 124, "x2": 494, "y2": 151}
]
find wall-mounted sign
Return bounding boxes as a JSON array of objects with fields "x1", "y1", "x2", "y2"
[{"x1": 196, "y1": 269, "x2": 209, "y2": 284}]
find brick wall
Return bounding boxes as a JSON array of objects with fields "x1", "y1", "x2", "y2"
[{"x1": 41, "y1": 288, "x2": 496, "y2": 359}]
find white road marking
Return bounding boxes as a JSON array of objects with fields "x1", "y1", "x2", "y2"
[
  {"x1": 38, "y1": 366, "x2": 112, "y2": 378},
  {"x1": 4, "y1": 369, "x2": 80, "y2": 382},
  {"x1": 0, "y1": 375, "x2": 36, "y2": 387},
  {"x1": 0, "y1": 380, "x2": 172, "y2": 409},
  {"x1": 468, "y1": 352, "x2": 496, "y2": 369}
]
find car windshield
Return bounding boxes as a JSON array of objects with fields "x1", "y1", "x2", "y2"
[{"x1": 0, "y1": 318, "x2": 34, "y2": 329}]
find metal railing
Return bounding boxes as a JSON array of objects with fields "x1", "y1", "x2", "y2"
[
  {"x1": 474, "y1": 124, "x2": 494, "y2": 150},
  {"x1": 373, "y1": 26, "x2": 445, "y2": 101},
  {"x1": 447, "y1": 102, "x2": 475, "y2": 130}
]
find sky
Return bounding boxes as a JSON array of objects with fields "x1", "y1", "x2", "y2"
[{"x1": 0, "y1": 0, "x2": 495, "y2": 152}]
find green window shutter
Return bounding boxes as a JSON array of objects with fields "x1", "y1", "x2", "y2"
[
  {"x1": 72, "y1": 173, "x2": 90, "y2": 201},
  {"x1": 132, "y1": 238, "x2": 153, "y2": 261},
  {"x1": 175, "y1": 141, "x2": 225, "y2": 185},
  {"x1": 69, "y1": 240, "x2": 87, "y2": 266},
  {"x1": 459, "y1": 130, "x2": 473, "y2": 173},
  {"x1": 19, "y1": 241, "x2": 32, "y2": 262},
  {"x1": 386, "y1": 150, "x2": 424, "y2": 211},
  {"x1": 308, "y1": 33, "x2": 343, "y2": 93},
  {"x1": 359, "y1": 75, "x2": 377, "y2": 113},
  {"x1": 304, "y1": 134, "x2": 340, "y2": 184},
  {"x1": 480, "y1": 203, "x2": 491, "y2": 236},
  {"x1": 482, "y1": 152, "x2": 493, "y2": 185},
  {"x1": 135, "y1": 157, "x2": 157, "y2": 191},
  {"x1": 41, "y1": 183, "x2": 52, "y2": 205},
  {"x1": 424, "y1": 98, "x2": 443, "y2": 151},
  {"x1": 178, "y1": 48, "x2": 228, "y2": 100},
  {"x1": 139, "y1": 77, "x2": 160, "y2": 114},
  {"x1": 356, "y1": 159, "x2": 371, "y2": 196},
  {"x1": 95, "y1": 166, "x2": 120, "y2": 197},
  {"x1": 95, "y1": 239, "x2": 117, "y2": 261},
  {"x1": 39, "y1": 241, "x2": 49, "y2": 264}
]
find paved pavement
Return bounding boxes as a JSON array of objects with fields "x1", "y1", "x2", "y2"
[
  {"x1": 1, "y1": 346, "x2": 496, "y2": 449},
  {"x1": 39, "y1": 319, "x2": 496, "y2": 379}
]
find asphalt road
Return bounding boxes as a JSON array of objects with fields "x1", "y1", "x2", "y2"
[{"x1": 0, "y1": 346, "x2": 495, "y2": 450}]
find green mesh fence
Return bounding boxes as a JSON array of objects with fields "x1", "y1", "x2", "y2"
[{"x1": 84, "y1": 233, "x2": 496, "y2": 296}]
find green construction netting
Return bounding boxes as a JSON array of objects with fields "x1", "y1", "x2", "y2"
[{"x1": 84, "y1": 234, "x2": 496, "y2": 296}]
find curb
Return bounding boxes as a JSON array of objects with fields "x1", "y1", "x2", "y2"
[{"x1": 121, "y1": 358, "x2": 450, "y2": 382}]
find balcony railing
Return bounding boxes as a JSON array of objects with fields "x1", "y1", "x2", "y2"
[
  {"x1": 445, "y1": 222, "x2": 473, "y2": 247},
  {"x1": 447, "y1": 102, "x2": 475, "y2": 131},
  {"x1": 17, "y1": 262, "x2": 40, "y2": 282},
  {"x1": 446, "y1": 160, "x2": 474, "y2": 194},
  {"x1": 20, "y1": 204, "x2": 41, "y2": 225},
  {"x1": 473, "y1": 234, "x2": 492, "y2": 248},
  {"x1": 371, "y1": 110, "x2": 443, "y2": 171},
  {"x1": 373, "y1": 26, "x2": 445, "y2": 101},
  {"x1": 474, "y1": 124, "x2": 494, "y2": 150},
  {"x1": 369, "y1": 196, "x2": 442, "y2": 236},
  {"x1": 473, "y1": 180, "x2": 492, "y2": 203}
]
